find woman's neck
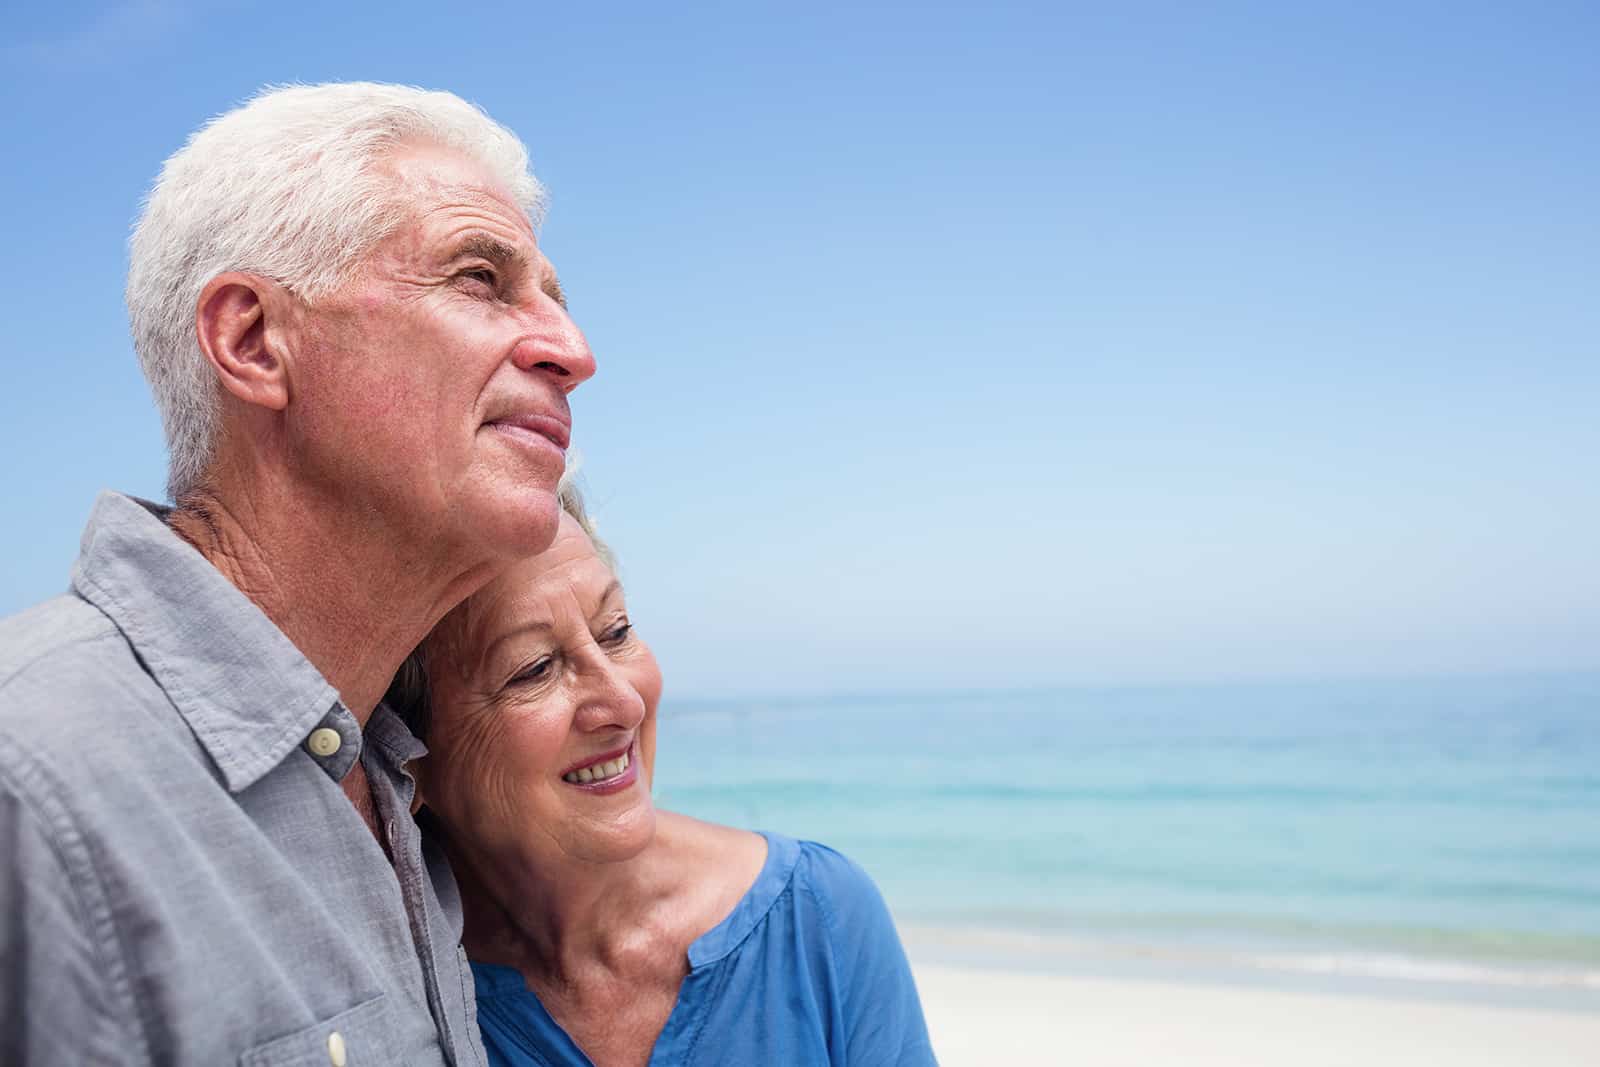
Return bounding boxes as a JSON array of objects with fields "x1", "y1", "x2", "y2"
[
  {"x1": 453, "y1": 814, "x2": 692, "y2": 984},
  {"x1": 452, "y1": 813, "x2": 768, "y2": 988}
]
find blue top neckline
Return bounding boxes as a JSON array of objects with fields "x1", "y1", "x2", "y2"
[
  {"x1": 468, "y1": 832, "x2": 935, "y2": 1065},
  {"x1": 471, "y1": 829, "x2": 800, "y2": 992},
  {"x1": 689, "y1": 830, "x2": 798, "y2": 967}
]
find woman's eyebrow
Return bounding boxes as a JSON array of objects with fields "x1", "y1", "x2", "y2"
[
  {"x1": 585, "y1": 580, "x2": 625, "y2": 621},
  {"x1": 480, "y1": 619, "x2": 554, "y2": 674}
]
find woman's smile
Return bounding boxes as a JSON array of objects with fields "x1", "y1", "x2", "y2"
[{"x1": 559, "y1": 737, "x2": 640, "y2": 795}]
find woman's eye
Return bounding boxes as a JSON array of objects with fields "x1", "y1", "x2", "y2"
[
  {"x1": 602, "y1": 622, "x2": 633, "y2": 646},
  {"x1": 508, "y1": 656, "x2": 553, "y2": 686}
]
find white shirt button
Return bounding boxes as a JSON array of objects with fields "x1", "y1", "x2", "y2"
[
  {"x1": 306, "y1": 728, "x2": 342, "y2": 758},
  {"x1": 326, "y1": 1030, "x2": 347, "y2": 1066}
]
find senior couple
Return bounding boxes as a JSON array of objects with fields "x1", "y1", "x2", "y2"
[{"x1": 0, "y1": 84, "x2": 933, "y2": 1065}]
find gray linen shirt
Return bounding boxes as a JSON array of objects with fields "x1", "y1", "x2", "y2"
[{"x1": 0, "y1": 492, "x2": 487, "y2": 1066}]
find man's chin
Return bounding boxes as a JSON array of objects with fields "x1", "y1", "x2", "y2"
[{"x1": 465, "y1": 488, "x2": 565, "y2": 561}]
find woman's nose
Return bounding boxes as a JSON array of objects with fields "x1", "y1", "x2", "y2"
[{"x1": 572, "y1": 656, "x2": 646, "y2": 734}]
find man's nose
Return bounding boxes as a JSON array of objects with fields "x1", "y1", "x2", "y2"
[{"x1": 510, "y1": 318, "x2": 597, "y2": 395}]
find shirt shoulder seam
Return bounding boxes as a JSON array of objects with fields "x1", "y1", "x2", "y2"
[
  {"x1": 0, "y1": 603, "x2": 120, "y2": 695},
  {"x1": 793, "y1": 841, "x2": 863, "y2": 1017}
]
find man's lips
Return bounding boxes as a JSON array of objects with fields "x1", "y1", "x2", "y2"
[{"x1": 484, "y1": 412, "x2": 571, "y2": 451}]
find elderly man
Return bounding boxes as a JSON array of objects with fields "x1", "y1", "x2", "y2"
[{"x1": 0, "y1": 84, "x2": 592, "y2": 1064}]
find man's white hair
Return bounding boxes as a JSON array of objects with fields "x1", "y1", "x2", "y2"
[{"x1": 127, "y1": 82, "x2": 547, "y2": 500}]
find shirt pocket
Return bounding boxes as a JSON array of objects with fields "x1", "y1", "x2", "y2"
[{"x1": 238, "y1": 995, "x2": 395, "y2": 1067}]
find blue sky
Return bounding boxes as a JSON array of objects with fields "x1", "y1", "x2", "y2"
[{"x1": 2, "y1": 2, "x2": 1596, "y2": 697}]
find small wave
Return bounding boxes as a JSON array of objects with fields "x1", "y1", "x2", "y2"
[
  {"x1": 1245, "y1": 950, "x2": 1600, "y2": 990},
  {"x1": 660, "y1": 776, "x2": 1592, "y2": 808},
  {"x1": 901, "y1": 921, "x2": 1600, "y2": 994},
  {"x1": 662, "y1": 779, "x2": 1381, "y2": 803}
]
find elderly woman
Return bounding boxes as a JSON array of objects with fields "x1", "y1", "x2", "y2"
[{"x1": 388, "y1": 484, "x2": 935, "y2": 1066}]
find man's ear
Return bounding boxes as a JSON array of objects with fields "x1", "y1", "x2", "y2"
[{"x1": 194, "y1": 272, "x2": 293, "y2": 412}]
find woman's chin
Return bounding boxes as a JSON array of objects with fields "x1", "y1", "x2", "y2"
[{"x1": 569, "y1": 804, "x2": 657, "y2": 865}]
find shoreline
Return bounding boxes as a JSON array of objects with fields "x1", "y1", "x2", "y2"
[
  {"x1": 912, "y1": 960, "x2": 1600, "y2": 1066},
  {"x1": 898, "y1": 919, "x2": 1600, "y2": 1016}
]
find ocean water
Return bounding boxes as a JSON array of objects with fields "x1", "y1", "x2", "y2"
[{"x1": 651, "y1": 673, "x2": 1600, "y2": 1008}]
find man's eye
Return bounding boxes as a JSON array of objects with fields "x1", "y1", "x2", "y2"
[
  {"x1": 602, "y1": 622, "x2": 633, "y2": 646},
  {"x1": 458, "y1": 267, "x2": 497, "y2": 289}
]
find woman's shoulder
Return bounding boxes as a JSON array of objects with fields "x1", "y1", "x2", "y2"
[
  {"x1": 785, "y1": 835, "x2": 886, "y2": 905},
  {"x1": 656, "y1": 817, "x2": 897, "y2": 948},
  {"x1": 659, "y1": 812, "x2": 769, "y2": 888},
  {"x1": 760, "y1": 837, "x2": 921, "y2": 1011},
  {"x1": 679, "y1": 824, "x2": 883, "y2": 907},
  {"x1": 755, "y1": 834, "x2": 900, "y2": 949}
]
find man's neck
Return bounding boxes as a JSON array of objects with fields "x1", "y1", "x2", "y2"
[{"x1": 168, "y1": 478, "x2": 494, "y2": 724}]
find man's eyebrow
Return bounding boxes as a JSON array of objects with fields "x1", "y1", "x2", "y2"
[
  {"x1": 450, "y1": 233, "x2": 530, "y2": 273},
  {"x1": 543, "y1": 272, "x2": 567, "y2": 311},
  {"x1": 449, "y1": 233, "x2": 566, "y2": 310}
]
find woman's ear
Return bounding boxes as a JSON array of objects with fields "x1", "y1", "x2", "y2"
[{"x1": 194, "y1": 272, "x2": 292, "y2": 412}]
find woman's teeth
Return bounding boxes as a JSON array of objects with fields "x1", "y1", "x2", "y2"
[{"x1": 563, "y1": 751, "x2": 630, "y2": 785}]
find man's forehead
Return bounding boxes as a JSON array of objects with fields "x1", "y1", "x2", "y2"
[
  {"x1": 363, "y1": 142, "x2": 563, "y2": 304},
  {"x1": 383, "y1": 140, "x2": 513, "y2": 196},
  {"x1": 380, "y1": 142, "x2": 537, "y2": 242}
]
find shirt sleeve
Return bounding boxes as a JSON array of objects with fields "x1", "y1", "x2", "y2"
[
  {"x1": 806, "y1": 843, "x2": 939, "y2": 1066},
  {"x1": 0, "y1": 761, "x2": 125, "y2": 1065}
]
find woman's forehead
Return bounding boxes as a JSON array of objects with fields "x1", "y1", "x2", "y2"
[
  {"x1": 459, "y1": 518, "x2": 614, "y2": 643},
  {"x1": 499, "y1": 515, "x2": 604, "y2": 596}
]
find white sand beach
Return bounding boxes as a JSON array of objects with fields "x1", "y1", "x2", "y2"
[{"x1": 914, "y1": 963, "x2": 1600, "y2": 1067}]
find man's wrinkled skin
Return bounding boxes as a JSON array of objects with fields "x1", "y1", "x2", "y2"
[{"x1": 170, "y1": 140, "x2": 596, "y2": 830}]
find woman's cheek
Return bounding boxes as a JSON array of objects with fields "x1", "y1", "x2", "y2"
[{"x1": 500, "y1": 705, "x2": 572, "y2": 772}]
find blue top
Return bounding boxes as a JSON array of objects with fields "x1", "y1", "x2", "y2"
[{"x1": 471, "y1": 832, "x2": 937, "y2": 1066}]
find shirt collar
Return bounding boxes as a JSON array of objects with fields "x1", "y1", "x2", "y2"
[
  {"x1": 70, "y1": 491, "x2": 344, "y2": 792},
  {"x1": 366, "y1": 701, "x2": 428, "y2": 769}
]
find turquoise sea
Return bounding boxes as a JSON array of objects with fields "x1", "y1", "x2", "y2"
[{"x1": 653, "y1": 674, "x2": 1600, "y2": 1010}]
